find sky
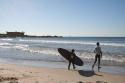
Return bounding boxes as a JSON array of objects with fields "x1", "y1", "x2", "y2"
[{"x1": 0, "y1": 0, "x2": 125, "y2": 37}]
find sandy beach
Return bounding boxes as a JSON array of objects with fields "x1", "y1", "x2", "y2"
[
  {"x1": 0, "y1": 37, "x2": 125, "y2": 83},
  {"x1": 0, "y1": 0, "x2": 125, "y2": 82},
  {"x1": 0, "y1": 63, "x2": 124, "y2": 83}
]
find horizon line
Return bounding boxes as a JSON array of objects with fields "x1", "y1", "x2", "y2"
[{"x1": 0, "y1": 32, "x2": 125, "y2": 37}]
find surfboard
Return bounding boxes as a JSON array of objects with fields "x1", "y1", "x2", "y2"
[{"x1": 58, "y1": 48, "x2": 83, "y2": 66}]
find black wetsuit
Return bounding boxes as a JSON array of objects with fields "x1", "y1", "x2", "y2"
[
  {"x1": 68, "y1": 52, "x2": 75, "y2": 70},
  {"x1": 94, "y1": 54, "x2": 101, "y2": 68}
]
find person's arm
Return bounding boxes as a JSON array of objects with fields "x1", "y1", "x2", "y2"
[
  {"x1": 100, "y1": 47, "x2": 102, "y2": 58},
  {"x1": 100, "y1": 51, "x2": 102, "y2": 58},
  {"x1": 94, "y1": 48, "x2": 96, "y2": 53},
  {"x1": 94, "y1": 47, "x2": 97, "y2": 54}
]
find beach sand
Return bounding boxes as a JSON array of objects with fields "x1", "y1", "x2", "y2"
[{"x1": 0, "y1": 63, "x2": 125, "y2": 83}]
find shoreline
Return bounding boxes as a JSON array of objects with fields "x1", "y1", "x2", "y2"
[
  {"x1": 0, "y1": 63, "x2": 125, "y2": 83},
  {"x1": 0, "y1": 55, "x2": 125, "y2": 76},
  {"x1": 0, "y1": 57, "x2": 125, "y2": 76}
]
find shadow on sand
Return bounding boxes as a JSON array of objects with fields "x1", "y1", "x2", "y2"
[{"x1": 78, "y1": 70, "x2": 103, "y2": 77}]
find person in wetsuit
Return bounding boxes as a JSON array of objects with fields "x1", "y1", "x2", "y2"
[
  {"x1": 68, "y1": 49, "x2": 76, "y2": 70},
  {"x1": 92, "y1": 42, "x2": 102, "y2": 71}
]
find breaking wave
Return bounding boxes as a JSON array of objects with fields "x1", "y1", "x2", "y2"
[
  {"x1": 19, "y1": 39, "x2": 125, "y2": 47},
  {"x1": 0, "y1": 42, "x2": 125, "y2": 63}
]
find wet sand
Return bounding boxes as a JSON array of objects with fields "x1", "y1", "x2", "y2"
[{"x1": 0, "y1": 63, "x2": 125, "y2": 83}]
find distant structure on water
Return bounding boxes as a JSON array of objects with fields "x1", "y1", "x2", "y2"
[
  {"x1": 0, "y1": 31, "x2": 62, "y2": 38},
  {"x1": 7, "y1": 32, "x2": 25, "y2": 37}
]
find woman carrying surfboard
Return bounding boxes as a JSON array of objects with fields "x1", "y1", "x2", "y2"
[{"x1": 92, "y1": 42, "x2": 102, "y2": 72}]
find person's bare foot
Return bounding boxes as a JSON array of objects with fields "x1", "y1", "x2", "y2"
[
  {"x1": 92, "y1": 65, "x2": 94, "y2": 71},
  {"x1": 98, "y1": 67, "x2": 101, "y2": 72},
  {"x1": 73, "y1": 66, "x2": 76, "y2": 69}
]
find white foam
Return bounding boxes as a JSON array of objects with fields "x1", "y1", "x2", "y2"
[
  {"x1": 0, "y1": 42, "x2": 12, "y2": 46},
  {"x1": 79, "y1": 53, "x2": 125, "y2": 63},
  {"x1": 1, "y1": 38, "x2": 125, "y2": 63},
  {"x1": 0, "y1": 38, "x2": 13, "y2": 41},
  {"x1": 0, "y1": 42, "x2": 125, "y2": 63},
  {"x1": 27, "y1": 49, "x2": 59, "y2": 56},
  {"x1": 0, "y1": 42, "x2": 59, "y2": 56},
  {"x1": 101, "y1": 43, "x2": 125, "y2": 47},
  {"x1": 19, "y1": 39, "x2": 125, "y2": 47},
  {"x1": 19, "y1": 39, "x2": 94, "y2": 45},
  {"x1": 0, "y1": 42, "x2": 29, "y2": 50}
]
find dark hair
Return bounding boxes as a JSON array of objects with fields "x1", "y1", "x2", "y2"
[
  {"x1": 72, "y1": 49, "x2": 75, "y2": 52},
  {"x1": 97, "y1": 42, "x2": 100, "y2": 46}
]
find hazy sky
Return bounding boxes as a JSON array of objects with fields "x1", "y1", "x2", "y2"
[{"x1": 0, "y1": 0, "x2": 125, "y2": 36}]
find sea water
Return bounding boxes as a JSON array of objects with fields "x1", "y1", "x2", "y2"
[{"x1": 0, "y1": 37, "x2": 125, "y2": 75}]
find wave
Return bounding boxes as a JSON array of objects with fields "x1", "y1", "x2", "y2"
[
  {"x1": 1, "y1": 38, "x2": 125, "y2": 47},
  {"x1": 0, "y1": 42, "x2": 29, "y2": 50},
  {"x1": 19, "y1": 39, "x2": 125, "y2": 47},
  {"x1": 0, "y1": 38, "x2": 13, "y2": 41},
  {"x1": 0, "y1": 42, "x2": 12, "y2": 46},
  {"x1": 0, "y1": 42, "x2": 13, "y2": 48},
  {"x1": 101, "y1": 43, "x2": 125, "y2": 47},
  {"x1": 0, "y1": 42, "x2": 59, "y2": 56},
  {"x1": 0, "y1": 42, "x2": 124, "y2": 63},
  {"x1": 1, "y1": 38, "x2": 125, "y2": 63},
  {"x1": 75, "y1": 52, "x2": 125, "y2": 63}
]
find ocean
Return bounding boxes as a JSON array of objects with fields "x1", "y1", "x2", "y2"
[{"x1": 0, "y1": 37, "x2": 125, "y2": 74}]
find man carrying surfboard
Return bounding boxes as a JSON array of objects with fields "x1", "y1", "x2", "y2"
[
  {"x1": 58, "y1": 48, "x2": 83, "y2": 70},
  {"x1": 92, "y1": 42, "x2": 102, "y2": 72},
  {"x1": 68, "y1": 49, "x2": 76, "y2": 70}
]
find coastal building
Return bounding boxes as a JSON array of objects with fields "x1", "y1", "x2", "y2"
[
  {"x1": 6, "y1": 32, "x2": 25, "y2": 37},
  {"x1": 0, "y1": 31, "x2": 62, "y2": 38}
]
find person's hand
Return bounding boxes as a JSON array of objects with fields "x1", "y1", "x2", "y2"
[
  {"x1": 100, "y1": 54, "x2": 102, "y2": 59},
  {"x1": 71, "y1": 55, "x2": 73, "y2": 59}
]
